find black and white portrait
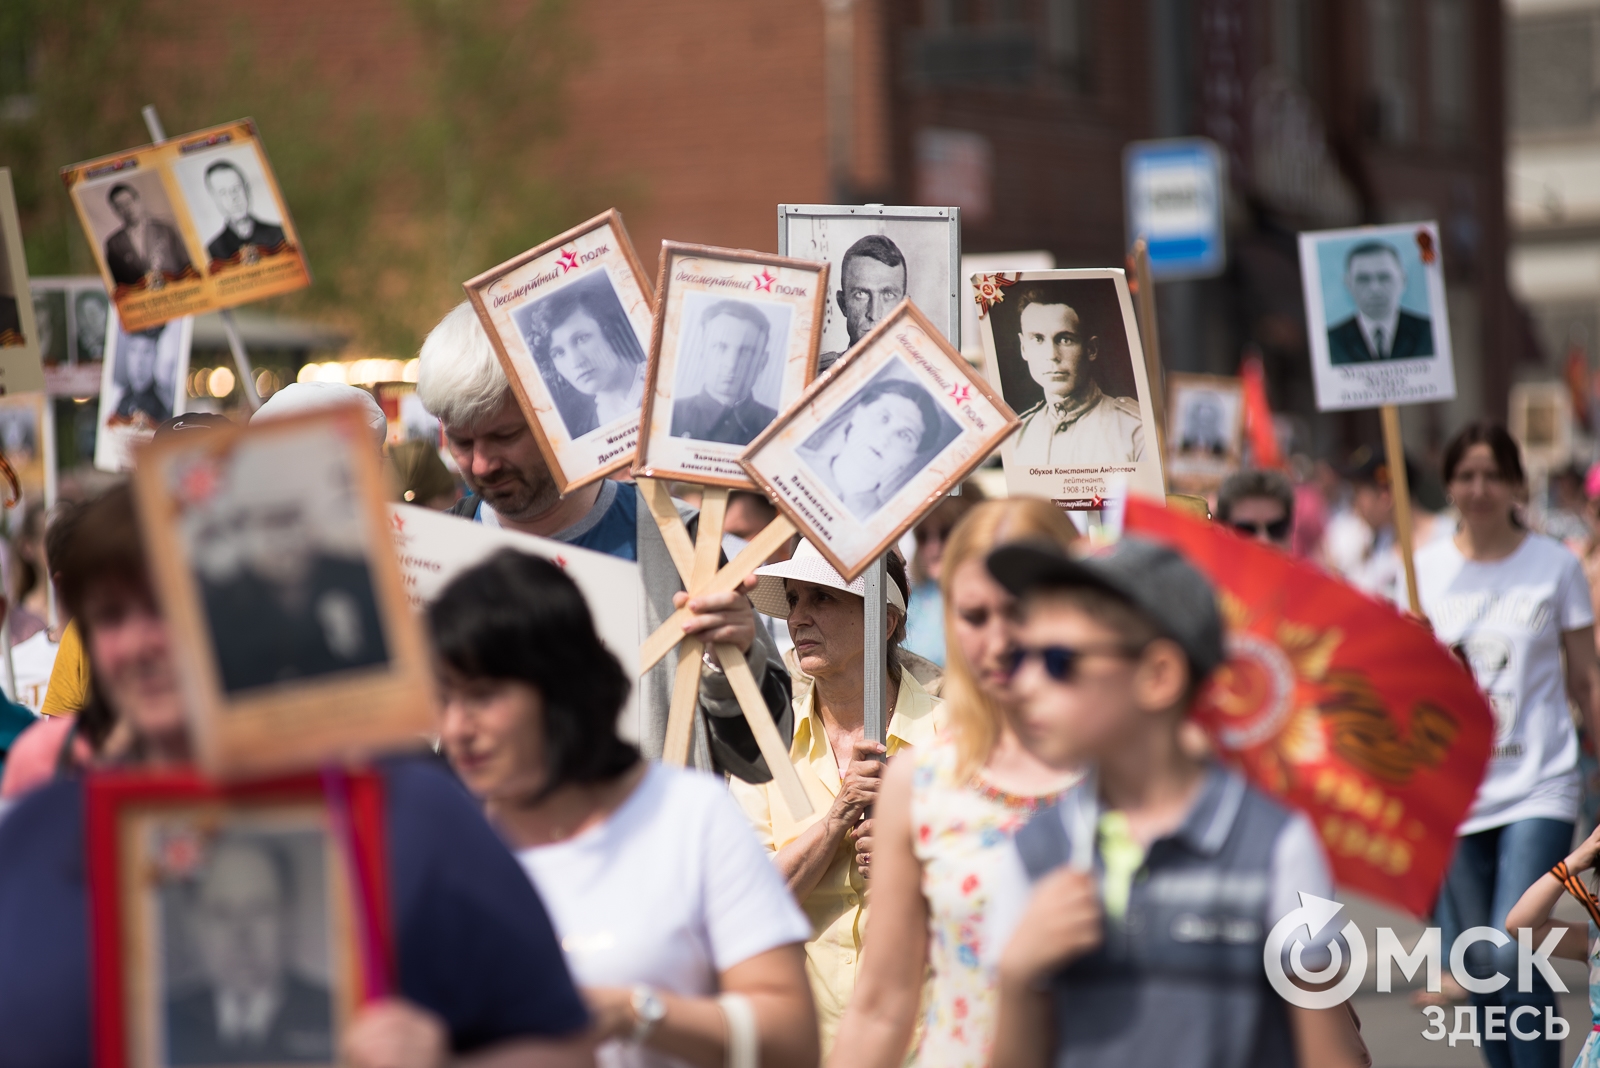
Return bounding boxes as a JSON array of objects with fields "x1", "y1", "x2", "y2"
[
  {"x1": 173, "y1": 145, "x2": 292, "y2": 273},
  {"x1": 510, "y1": 269, "x2": 648, "y2": 441},
  {"x1": 796, "y1": 358, "x2": 961, "y2": 521},
  {"x1": 781, "y1": 206, "x2": 958, "y2": 371},
  {"x1": 80, "y1": 170, "x2": 196, "y2": 290},
  {"x1": 32, "y1": 290, "x2": 66, "y2": 368},
  {"x1": 158, "y1": 826, "x2": 336, "y2": 1066},
  {"x1": 75, "y1": 288, "x2": 109, "y2": 361},
  {"x1": 95, "y1": 313, "x2": 192, "y2": 472},
  {"x1": 177, "y1": 425, "x2": 390, "y2": 694},
  {"x1": 668, "y1": 294, "x2": 789, "y2": 447},
  {"x1": 1174, "y1": 388, "x2": 1237, "y2": 457},
  {"x1": 987, "y1": 278, "x2": 1144, "y2": 468}
]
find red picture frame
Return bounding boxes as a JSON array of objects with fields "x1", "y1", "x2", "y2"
[{"x1": 87, "y1": 768, "x2": 392, "y2": 1068}]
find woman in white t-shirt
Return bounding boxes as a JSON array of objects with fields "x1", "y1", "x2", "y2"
[
  {"x1": 429, "y1": 549, "x2": 817, "y2": 1068},
  {"x1": 1416, "y1": 422, "x2": 1600, "y2": 1065}
]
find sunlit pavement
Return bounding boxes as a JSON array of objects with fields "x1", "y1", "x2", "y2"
[{"x1": 1341, "y1": 893, "x2": 1590, "y2": 1067}]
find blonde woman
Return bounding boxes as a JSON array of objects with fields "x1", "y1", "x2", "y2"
[{"x1": 828, "y1": 499, "x2": 1082, "y2": 1068}]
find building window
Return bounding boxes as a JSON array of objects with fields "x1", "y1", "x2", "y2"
[
  {"x1": 1271, "y1": 0, "x2": 1309, "y2": 85},
  {"x1": 1046, "y1": 0, "x2": 1090, "y2": 91},
  {"x1": 907, "y1": 0, "x2": 1090, "y2": 92},
  {"x1": 1509, "y1": 13, "x2": 1594, "y2": 133},
  {"x1": 1367, "y1": 0, "x2": 1413, "y2": 144},
  {"x1": 1428, "y1": 0, "x2": 1470, "y2": 146}
]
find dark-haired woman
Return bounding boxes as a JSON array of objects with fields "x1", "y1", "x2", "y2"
[
  {"x1": 430, "y1": 550, "x2": 817, "y2": 1068},
  {"x1": 1417, "y1": 422, "x2": 1600, "y2": 1068},
  {"x1": 797, "y1": 379, "x2": 946, "y2": 519},
  {"x1": 730, "y1": 539, "x2": 944, "y2": 1058},
  {"x1": 0, "y1": 487, "x2": 592, "y2": 1068}
]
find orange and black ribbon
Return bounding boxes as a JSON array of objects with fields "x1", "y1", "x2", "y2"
[{"x1": 1551, "y1": 860, "x2": 1600, "y2": 929}]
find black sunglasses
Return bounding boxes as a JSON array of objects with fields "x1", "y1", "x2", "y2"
[
  {"x1": 1004, "y1": 642, "x2": 1144, "y2": 683},
  {"x1": 1229, "y1": 517, "x2": 1292, "y2": 541}
]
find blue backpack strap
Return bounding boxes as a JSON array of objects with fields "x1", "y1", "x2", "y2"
[{"x1": 1014, "y1": 800, "x2": 1074, "y2": 882}]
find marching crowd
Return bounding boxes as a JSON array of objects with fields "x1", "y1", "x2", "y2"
[{"x1": 0, "y1": 298, "x2": 1599, "y2": 1068}]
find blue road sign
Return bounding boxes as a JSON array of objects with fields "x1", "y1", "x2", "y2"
[{"x1": 1124, "y1": 138, "x2": 1227, "y2": 281}]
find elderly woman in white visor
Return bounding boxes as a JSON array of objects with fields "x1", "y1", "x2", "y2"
[{"x1": 730, "y1": 539, "x2": 943, "y2": 1059}]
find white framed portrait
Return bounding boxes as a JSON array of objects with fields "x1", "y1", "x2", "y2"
[
  {"x1": 1165, "y1": 372, "x2": 1244, "y2": 494},
  {"x1": 464, "y1": 210, "x2": 655, "y2": 494},
  {"x1": 778, "y1": 204, "x2": 960, "y2": 373},
  {"x1": 1297, "y1": 220, "x2": 1456, "y2": 412},
  {"x1": 170, "y1": 138, "x2": 298, "y2": 277},
  {"x1": 972, "y1": 268, "x2": 1165, "y2": 507},
  {"x1": 635, "y1": 242, "x2": 827, "y2": 489},
  {"x1": 94, "y1": 310, "x2": 193, "y2": 473},
  {"x1": 741, "y1": 299, "x2": 1017, "y2": 581}
]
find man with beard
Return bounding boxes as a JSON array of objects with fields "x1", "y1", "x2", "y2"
[{"x1": 417, "y1": 302, "x2": 791, "y2": 783}]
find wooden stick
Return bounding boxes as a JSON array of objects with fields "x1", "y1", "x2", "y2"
[
  {"x1": 662, "y1": 640, "x2": 703, "y2": 766},
  {"x1": 638, "y1": 477, "x2": 697, "y2": 581},
  {"x1": 640, "y1": 515, "x2": 797, "y2": 671},
  {"x1": 718, "y1": 644, "x2": 813, "y2": 817},
  {"x1": 1131, "y1": 238, "x2": 1170, "y2": 468},
  {"x1": 1380, "y1": 404, "x2": 1423, "y2": 617}
]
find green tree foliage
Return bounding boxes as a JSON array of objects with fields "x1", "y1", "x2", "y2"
[{"x1": 0, "y1": 0, "x2": 611, "y2": 356}]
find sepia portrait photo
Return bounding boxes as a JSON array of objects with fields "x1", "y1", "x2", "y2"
[
  {"x1": 1298, "y1": 221, "x2": 1456, "y2": 412},
  {"x1": 1165, "y1": 372, "x2": 1244, "y2": 494},
  {"x1": 636, "y1": 242, "x2": 826, "y2": 488},
  {"x1": 974, "y1": 268, "x2": 1164, "y2": 507},
  {"x1": 465, "y1": 209, "x2": 654, "y2": 493},
  {"x1": 94, "y1": 312, "x2": 193, "y2": 473},
  {"x1": 172, "y1": 141, "x2": 297, "y2": 275},
  {"x1": 134, "y1": 406, "x2": 432, "y2": 779},
  {"x1": 779, "y1": 204, "x2": 959, "y2": 371},
  {"x1": 741, "y1": 299, "x2": 1016, "y2": 581},
  {"x1": 76, "y1": 169, "x2": 198, "y2": 293},
  {"x1": 95, "y1": 786, "x2": 369, "y2": 1068},
  {"x1": 0, "y1": 392, "x2": 50, "y2": 509}
]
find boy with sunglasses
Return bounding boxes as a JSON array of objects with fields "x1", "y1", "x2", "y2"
[
  {"x1": 982, "y1": 537, "x2": 1368, "y2": 1068},
  {"x1": 1216, "y1": 468, "x2": 1295, "y2": 548}
]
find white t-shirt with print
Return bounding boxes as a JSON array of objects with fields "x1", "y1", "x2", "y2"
[
  {"x1": 1413, "y1": 533, "x2": 1594, "y2": 834},
  {"x1": 517, "y1": 763, "x2": 810, "y2": 1068}
]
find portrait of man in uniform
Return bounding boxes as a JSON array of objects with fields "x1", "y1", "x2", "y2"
[
  {"x1": 1326, "y1": 241, "x2": 1434, "y2": 365},
  {"x1": 164, "y1": 835, "x2": 334, "y2": 1066},
  {"x1": 669, "y1": 299, "x2": 779, "y2": 447},
  {"x1": 202, "y1": 160, "x2": 288, "y2": 269},
  {"x1": 102, "y1": 182, "x2": 194, "y2": 289},
  {"x1": 1009, "y1": 286, "x2": 1144, "y2": 466},
  {"x1": 816, "y1": 235, "x2": 906, "y2": 372}
]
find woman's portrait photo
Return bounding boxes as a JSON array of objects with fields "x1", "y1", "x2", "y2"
[
  {"x1": 510, "y1": 268, "x2": 647, "y2": 441},
  {"x1": 796, "y1": 359, "x2": 961, "y2": 520}
]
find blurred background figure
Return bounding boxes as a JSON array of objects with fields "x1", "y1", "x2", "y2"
[
  {"x1": 1322, "y1": 449, "x2": 1439, "y2": 600},
  {"x1": 389, "y1": 440, "x2": 460, "y2": 510},
  {"x1": 1215, "y1": 468, "x2": 1295, "y2": 550},
  {"x1": 902, "y1": 483, "x2": 984, "y2": 666}
]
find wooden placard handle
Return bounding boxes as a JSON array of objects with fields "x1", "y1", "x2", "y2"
[{"x1": 1380, "y1": 405, "x2": 1423, "y2": 618}]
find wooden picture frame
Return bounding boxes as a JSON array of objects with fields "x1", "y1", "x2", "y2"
[
  {"x1": 971, "y1": 268, "x2": 1166, "y2": 508},
  {"x1": 1165, "y1": 371, "x2": 1245, "y2": 495},
  {"x1": 0, "y1": 169, "x2": 46, "y2": 393},
  {"x1": 88, "y1": 768, "x2": 390, "y2": 1068},
  {"x1": 131, "y1": 406, "x2": 433, "y2": 779},
  {"x1": 61, "y1": 119, "x2": 312, "y2": 333},
  {"x1": 634, "y1": 242, "x2": 827, "y2": 490},
  {"x1": 740, "y1": 299, "x2": 1017, "y2": 581},
  {"x1": 464, "y1": 210, "x2": 655, "y2": 495}
]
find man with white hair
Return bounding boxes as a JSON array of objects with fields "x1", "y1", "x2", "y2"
[{"x1": 416, "y1": 302, "x2": 791, "y2": 778}]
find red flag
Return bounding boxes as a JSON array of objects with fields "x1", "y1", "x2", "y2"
[
  {"x1": 1239, "y1": 350, "x2": 1282, "y2": 469},
  {"x1": 1565, "y1": 342, "x2": 1591, "y2": 431},
  {"x1": 1125, "y1": 498, "x2": 1492, "y2": 916}
]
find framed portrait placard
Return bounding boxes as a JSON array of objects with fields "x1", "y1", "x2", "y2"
[
  {"x1": 94, "y1": 309, "x2": 194, "y2": 473},
  {"x1": 634, "y1": 242, "x2": 827, "y2": 489},
  {"x1": 132, "y1": 406, "x2": 432, "y2": 780},
  {"x1": 464, "y1": 210, "x2": 655, "y2": 494},
  {"x1": 31, "y1": 275, "x2": 112, "y2": 395},
  {"x1": 778, "y1": 204, "x2": 960, "y2": 373},
  {"x1": 88, "y1": 768, "x2": 387, "y2": 1068},
  {"x1": 1297, "y1": 221, "x2": 1456, "y2": 412},
  {"x1": 1165, "y1": 372, "x2": 1244, "y2": 495},
  {"x1": 0, "y1": 169, "x2": 46, "y2": 393},
  {"x1": 741, "y1": 299, "x2": 1016, "y2": 581},
  {"x1": 972, "y1": 268, "x2": 1165, "y2": 508},
  {"x1": 61, "y1": 119, "x2": 311, "y2": 334}
]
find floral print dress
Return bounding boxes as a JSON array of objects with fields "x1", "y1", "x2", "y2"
[
  {"x1": 1578, "y1": 922, "x2": 1600, "y2": 1068},
  {"x1": 908, "y1": 740, "x2": 1068, "y2": 1068}
]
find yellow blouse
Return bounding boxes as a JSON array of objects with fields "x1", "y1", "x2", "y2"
[
  {"x1": 40, "y1": 621, "x2": 89, "y2": 717},
  {"x1": 730, "y1": 670, "x2": 943, "y2": 1058}
]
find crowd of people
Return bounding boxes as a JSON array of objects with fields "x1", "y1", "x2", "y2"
[{"x1": 0, "y1": 297, "x2": 1598, "y2": 1068}]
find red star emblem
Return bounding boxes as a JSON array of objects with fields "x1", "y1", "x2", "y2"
[
  {"x1": 753, "y1": 269, "x2": 776, "y2": 292},
  {"x1": 556, "y1": 248, "x2": 579, "y2": 273},
  {"x1": 177, "y1": 462, "x2": 219, "y2": 505},
  {"x1": 553, "y1": 554, "x2": 569, "y2": 569},
  {"x1": 390, "y1": 511, "x2": 406, "y2": 532},
  {"x1": 1090, "y1": 494, "x2": 1104, "y2": 509},
  {"x1": 948, "y1": 383, "x2": 971, "y2": 405}
]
